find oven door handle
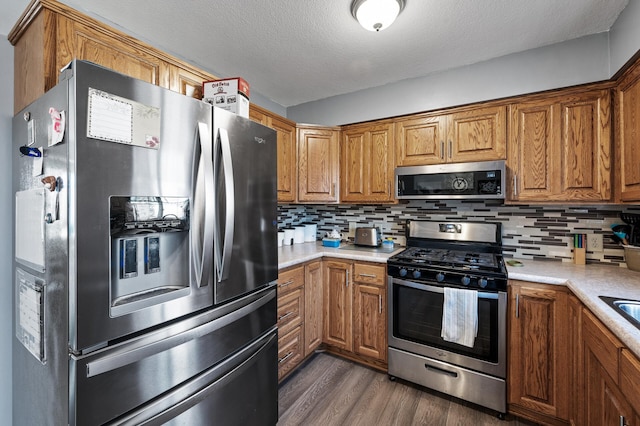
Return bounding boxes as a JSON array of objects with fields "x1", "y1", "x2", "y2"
[
  {"x1": 391, "y1": 277, "x2": 501, "y2": 299},
  {"x1": 424, "y1": 362, "x2": 458, "y2": 378}
]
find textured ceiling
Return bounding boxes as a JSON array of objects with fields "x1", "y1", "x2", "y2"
[{"x1": 2, "y1": 0, "x2": 630, "y2": 107}]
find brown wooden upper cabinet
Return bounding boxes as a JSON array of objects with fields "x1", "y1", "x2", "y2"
[
  {"x1": 395, "y1": 105, "x2": 506, "y2": 166},
  {"x1": 341, "y1": 121, "x2": 395, "y2": 203},
  {"x1": 616, "y1": 60, "x2": 640, "y2": 202},
  {"x1": 9, "y1": 0, "x2": 216, "y2": 113},
  {"x1": 507, "y1": 86, "x2": 612, "y2": 202},
  {"x1": 250, "y1": 105, "x2": 297, "y2": 203},
  {"x1": 297, "y1": 125, "x2": 340, "y2": 203}
]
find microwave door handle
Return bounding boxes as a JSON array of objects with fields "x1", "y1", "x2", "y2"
[
  {"x1": 192, "y1": 122, "x2": 214, "y2": 288},
  {"x1": 215, "y1": 128, "x2": 235, "y2": 283}
]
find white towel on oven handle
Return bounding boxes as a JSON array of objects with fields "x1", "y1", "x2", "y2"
[{"x1": 441, "y1": 287, "x2": 478, "y2": 348}]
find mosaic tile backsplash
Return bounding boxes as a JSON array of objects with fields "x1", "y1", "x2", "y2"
[{"x1": 278, "y1": 201, "x2": 640, "y2": 266}]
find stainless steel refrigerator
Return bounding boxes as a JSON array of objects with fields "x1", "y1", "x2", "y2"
[{"x1": 12, "y1": 60, "x2": 278, "y2": 425}]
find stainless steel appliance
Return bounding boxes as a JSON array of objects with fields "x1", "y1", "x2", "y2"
[
  {"x1": 387, "y1": 220, "x2": 508, "y2": 416},
  {"x1": 12, "y1": 60, "x2": 278, "y2": 425},
  {"x1": 395, "y1": 160, "x2": 505, "y2": 199},
  {"x1": 354, "y1": 226, "x2": 382, "y2": 246}
]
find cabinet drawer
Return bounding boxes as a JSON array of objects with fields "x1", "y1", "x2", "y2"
[
  {"x1": 277, "y1": 287, "x2": 304, "y2": 336},
  {"x1": 278, "y1": 325, "x2": 304, "y2": 381},
  {"x1": 278, "y1": 266, "x2": 304, "y2": 294},
  {"x1": 582, "y1": 308, "x2": 623, "y2": 383},
  {"x1": 620, "y1": 349, "x2": 640, "y2": 413},
  {"x1": 353, "y1": 263, "x2": 386, "y2": 286}
]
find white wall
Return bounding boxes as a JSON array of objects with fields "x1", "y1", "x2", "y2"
[
  {"x1": 288, "y1": 33, "x2": 610, "y2": 126},
  {"x1": 0, "y1": 36, "x2": 13, "y2": 424},
  {"x1": 610, "y1": 0, "x2": 640, "y2": 74}
]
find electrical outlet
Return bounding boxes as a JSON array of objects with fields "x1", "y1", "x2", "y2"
[
  {"x1": 348, "y1": 222, "x2": 357, "y2": 238},
  {"x1": 587, "y1": 234, "x2": 604, "y2": 252}
]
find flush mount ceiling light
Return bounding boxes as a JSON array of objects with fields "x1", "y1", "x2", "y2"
[{"x1": 351, "y1": 0, "x2": 406, "y2": 32}]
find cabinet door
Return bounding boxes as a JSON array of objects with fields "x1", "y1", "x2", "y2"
[
  {"x1": 278, "y1": 325, "x2": 304, "y2": 382},
  {"x1": 352, "y1": 262, "x2": 386, "y2": 361},
  {"x1": 297, "y1": 126, "x2": 340, "y2": 203},
  {"x1": 508, "y1": 281, "x2": 569, "y2": 422},
  {"x1": 277, "y1": 288, "x2": 304, "y2": 337},
  {"x1": 621, "y1": 349, "x2": 640, "y2": 416},
  {"x1": 169, "y1": 65, "x2": 213, "y2": 100},
  {"x1": 395, "y1": 114, "x2": 446, "y2": 166},
  {"x1": 304, "y1": 261, "x2": 323, "y2": 356},
  {"x1": 617, "y1": 65, "x2": 640, "y2": 201},
  {"x1": 353, "y1": 283, "x2": 386, "y2": 361},
  {"x1": 584, "y1": 344, "x2": 633, "y2": 426},
  {"x1": 448, "y1": 105, "x2": 506, "y2": 163},
  {"x1": 557, "y1": 91, "x2": 611, "y2": 201},
  {"x1": 582, "y1": 308, "x2": 629, "y2": 426},
  {"x1": 271, "y1": 116, "x2": 297, "y2": 203},
  {"x1": 322, "y1": 260, "x2": 352, "y2": 351},
  {"x1": 56, "y1": 16, "x2": 170, "y2": 89},
  {"x1": 250, "y1": 106, "x2": 297, "y2": 203},
  {"x1": 508, "y1": 89, "x2": 612, "y2": 202},
  {"x1": 341, "y1": 123, "x2": 395, "y2": 203},
  {"x1": 508, "y1": 101, "x2": 558, "y2": 201}
]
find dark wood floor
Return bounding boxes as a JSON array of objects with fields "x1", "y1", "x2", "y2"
[{"x1": 278, "y1": 352, "x2": 538, "y2": 426}]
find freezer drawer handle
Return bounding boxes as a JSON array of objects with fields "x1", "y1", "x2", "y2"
[
  {"x1": 109, "y1": 329, "x2": 277, "y2": 425},
  {"x1": 85, "y1": 289, "x2": 274, "y2": 378},
  {"x1": 214, "y1": 127, "x2": 235, "y2": 283}
]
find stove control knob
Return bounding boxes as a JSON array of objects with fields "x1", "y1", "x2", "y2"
[
  {"x1": 436, "y1": 272, "x2": 445, "y2": 282},
  {"x1": 412, "y1": 270, "x2": 421, "y2": 279},
  {"x1": 399, "y1": 268, "x2": 408, "y2": 277},
  {"x1": 478, "y1": 278, "x2": 488, "y2": 288},
  {"x1": 461, "y1": 275, "x2": 471, "y2": 286}
]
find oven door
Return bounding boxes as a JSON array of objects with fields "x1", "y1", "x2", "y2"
[{"x1": 388, "y1": 277, "x2": 506, "y2": 378}]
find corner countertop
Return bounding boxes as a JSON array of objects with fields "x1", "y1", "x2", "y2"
[
  {"x1": 507, "y1": 260, "x2": 640, "y2": 359},
  {"x1": 277, "y1": 243, "x2": 640, "y2": 359},
  {"x1": 278, "y1": 241, "x2": 404, "y2": 269}
]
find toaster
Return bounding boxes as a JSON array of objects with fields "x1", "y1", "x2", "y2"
[{"x1": 354, "y1": 227, "x2": 382, "y2": 247}]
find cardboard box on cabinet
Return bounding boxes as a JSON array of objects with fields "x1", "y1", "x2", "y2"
[{"x1": 202, "y1": 77, "x2": 250, "y2": 118}]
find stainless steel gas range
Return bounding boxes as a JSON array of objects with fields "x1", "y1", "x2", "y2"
[{"x1": 387, "y1": 220, "x2": 508, "y2": 416}]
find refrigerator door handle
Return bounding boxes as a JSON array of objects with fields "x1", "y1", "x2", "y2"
[
  {"x1": 214, "y1": 128, "x2": 235, "y2": 283},
  {"x1": 193, "y1": 122, "x2": 215, "y2": 288}
]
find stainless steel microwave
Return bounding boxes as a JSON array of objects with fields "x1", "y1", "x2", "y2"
[{"x1": 395, "y1": 160, "x2": 505, "y2": 200}]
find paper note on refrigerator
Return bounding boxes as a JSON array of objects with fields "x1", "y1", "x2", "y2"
[
  {"x1": 87, "y1": 88, "x2": 161, "y2": 149},
  {"x1": 15, "y1": 189, "x2": 46, "y2": 271}
]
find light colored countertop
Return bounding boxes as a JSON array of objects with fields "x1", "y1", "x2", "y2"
[
  {"x1": 507, "y1": 259, "x2": 640, "y2": 358},
  {"x1": 278, "y1": 241, "x2": 404, "y2": 269},
  {"x1": 278, "y1": 242, "x2": 640, "y2": 358}
]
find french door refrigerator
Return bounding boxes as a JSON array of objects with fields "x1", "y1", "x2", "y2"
[{"x1": 12, "y1": 60, "x2": 278, "y2": 425}]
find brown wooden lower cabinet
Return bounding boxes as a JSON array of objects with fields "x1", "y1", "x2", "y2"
[
  {"x1": 277, "y1": 264, "x2": 305, "y2": 381},
  {"x1": 508, "y1": 282, "x2": 640, "y2": 426},
  {"x1": 322, "y1": 259, "x2": 353, "y2": 351},
  {"x1": 322, "y1": 259, "x2": 387, "y2": 370},
  {"x1": 276, "y1": 259, "x2": 324, "y2": 381},
  {"x1": 507, "y1": 280, "x2": 570, "y2": 425},
  {"x1": 304, "y1": 260, "x2": 323, "y2": 356},
  {"x1": 582, "y1": 308, "x2": 631, "y2": 426},
  {"x1": 278, "y1": 325, "x2": 304, "y2": 381},
  {"x1": 353, "y1": 263, "x2": 387, "y2": 362}
]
